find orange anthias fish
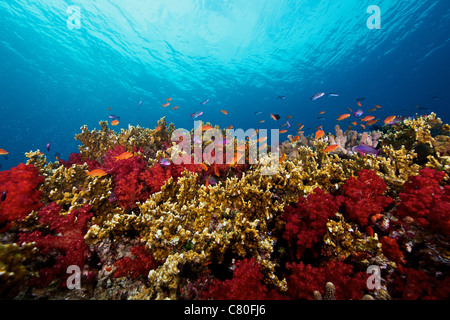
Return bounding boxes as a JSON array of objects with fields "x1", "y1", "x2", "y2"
[
  {"x1": 369, "y1": 107, "x2": 377, "y2": 112},
  {"x1": 172, "y1": 106, "x2": 179, "y2": 110},
  {"x1": 315, "y1": 129, "x2": 325, "y2": 140},
  {"x1": 357, "y1": 101, "x2": 362, "y2": 107},
  {"x1": 213, "y1": 164, "x2": 220, "y2": 177},
  {"x1": 360, "y1": 124, "x2": 366, "y2": 129},
  {"x1": 166, "y1": 97, "x2": 172, "y2": 101},
  {"x1": 280, "y1": 129, "x2": 287, "y2": 134},
  {"x1": 286, "y1": 115, "x2": 292, "y2": 119},
  {"x1": 361, "y1": 116, "x2": 375, "y2": 122},
  {"x1": 115, "y1": 152, "x2": 133, "y2": 161},
  {"x1": 259, "y1": 120, "x2": 265, "y2": 123},
  {"x1": 155, "y1": 126, "x2": 161, "y2": 131},
  {"x1": 384, "y1": 115, "x2": 396, "y2": 124},
  {"x1": 352, "y1": 121, "x2": 357, "y2": 126},
  {"x1": 162, "y1": 103, "x2": 170, "y2": 107},
  {"x1": 221, "y1": 110, "x2": 228, "y2": 115},
  {"x1": 270, "y1": 114, "x2": 281, "y2": 121},
  {"x1": 202, "y1": 125, "x2": 213, "y2": 131},
  {"x1": 227, "y1": 125, "x2": 233, "y2": 129},
  {"x1": 86, "y1": 169, "x2": 108, "y2": 177},
  {"x1": 0, "y1": 148, "x2": 9, "y2": 155},
  {"x1": 366, "y1": 119, "x2": 379, "y2": 126},
  {"x1": 375, "y1": 105, "x2": 382, "y2": 109},
  {"x1": 337, "y1": 114, "x2": 351, "y2": 121},
  {"x1": 107, "y1": 107, "x2": 111, "y2": 110},
  {"x1": 111, "y1": 120, "x2": 119, "y2": 126},
  {"x1": 319, "y1": 111, "x2": 325, "y2": 115},
  {"x1": 200, "y1": 163, "x2": 208, "y2": 171},
  {"x1": 279, "y1": 153, "x2": 286, "y2": 163},
  {"x1": 324, "y1": 144, "x2": 339, "y2": 153},
  {"x1": 315, "y1": 125, "x2": 323, "y2": 130},
  {"x1": 291, "y1": 135, "x2": 300, "y2": 142},
  {"x1": 298, "y1": 125, "x2": 304, "y2": 131}
]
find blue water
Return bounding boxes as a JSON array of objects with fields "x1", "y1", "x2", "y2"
[{"x1": 1, "y1": 0, "x2": 449, "y2": 170}]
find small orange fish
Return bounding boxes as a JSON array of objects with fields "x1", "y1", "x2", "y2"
[
  {"x1": 281, "y1": 123, "x2": 287, "y2": 127},
  {"x1": 259, "y1": 143, "x2": 267, "y2": 151},
  {"x1": 291, "y1": 135, "x2": 300, "y2": 142},
  {"x1": 155, "y1": 126, "x2": 161, "y2": 131},
  {"x1": 315, "y1": 129, "x2": 325, "y2": 140},
  {"x1": 357, "y1": 101, "x2": 362, "y2": 107},
  {"x1": 162, "y1": 103, "x2": 170, "y2": 107},
  {"x1": 111, "y1": 120, "x2": 119, "y2": 126},
  {"x1": 279, "y1": 129, "x2": 287, "y2": 134},
  {"x1": 337, "y1": 114, "x2": 351, "y2": 121},
  {"x1": 221, "y1": 110, "x2": 228, "y2": 115},
  {"x1": 286, "y1": 115, "x2": 292, "y2": 119},
  {"x1": 115, "y1": 152, "x2": 133, "y2": 161},
  {"x1": 227, "y1": 125, "x2": 233, "y2": 129},
  {"x1": 369, "y1": 107, "x2": 377, "y2": 112},
  {"x1": 107, "y1": 107, "x2": 111, "y2": 110},
  {"x1": 319, "y1": 111, "x2": 325, "y2": 115},
  {"x1": 324, "y1": 144, "x2": 339, "y2": 153},
  {"x1": 296, "y1": 123, "x2": 302, "y2": 126},
  {"x1": 352, "y1": 121, "x2": 357, "y2": 126},
  {"x1": 279, "y1": 153, "x2": 286, "y2": 163},
  {"x1": 259, "y1": 120, "x2": 265, "y2": 123},
  {"x1": 86, "y1": 169, "x2": 108, "y2": 177},
  {"x1": 166, "y1": 97, "x2": 172, "y2": 101},
  {"x1": 200, "y1": 163, "x2": 208, "y2": 171},
  {"x1": 257, "y1": 136, "x2": 267, "y2": 143},
  {"x1": 213, "y1": 164, "x2": 220, "y2": 177},
  {"x1": 298, "y1": 125, "x2": 304, "y2": 131},
  {"x1": 270, "y1": 114, "x2": 280, "y2": 121},
  {"x1": 361, "y1": 116, "x2": 375, "y2": 122},
  {"x1": 172, "y1": 106, "x2": 179, "y2": 110},
  {"x1": 315, "y1": 125, "x2": 323, "y2": 130},
  {"x1": 202, "y1": 125, "x2": 213, "y2": 131},
  {"x1": 375, "y1": 105, "x2": 382, "y2": 109},
  {"x1": 366, "y1": 119, "x2": 378, "y2": 125},
  {"x1": 0, "y1": 148, "x2": 9, "y2": 155},
  {"x1": 360, "y1": 124, "x2": 366, "y2": 129},
  {"x1": 384, "y1": 115, "x2": 396, "y2": 124}
]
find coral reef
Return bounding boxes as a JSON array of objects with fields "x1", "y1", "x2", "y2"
[{"x1": 0, "y1": 113, "x2": 449, "y2": 300}]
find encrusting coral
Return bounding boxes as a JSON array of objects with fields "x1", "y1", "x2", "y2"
[{"x1": 0, "y1": 113, "x2": 449, "y2": 300}]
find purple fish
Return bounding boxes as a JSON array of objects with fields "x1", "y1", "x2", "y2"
[
  {"x1": 46, "y1": 143, "x2": 50, "y2": 152},
  {"x1": 311, "y1": 92, "x2": 325, "y2": 101},
  {"x1": 109, "y1": 114, "x2": 120, "y2": 121},
  {"x1": 352, "y1": 144, "x2": 380, "y2": 157},
  {"x1": 352, "y1": 109, "x2": 364, "y2": 117},
  {"x1": 327, "y1": 93, "x2": 339, "y2": 97},
  {"x1": 200, "y1": 99, "x2": 209, "y2": 105},
  {"x1": 138, "y1": 100, "x2": 142, "y2": 108},
  {"x1": 190, "y1": 111, "x2": 203, "y2": 119},
  {"x1": 286, "y1": 120, "x2": 291, "y2": 129},
  {"x1": 207, "y1": 176, "x2": 217, "y2": 186},
  {"x1": 160, "y1": 158, "x2": 171, "y2": 166}
]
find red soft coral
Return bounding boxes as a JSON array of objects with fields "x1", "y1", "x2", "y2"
[
  {"x1": 341, "y1": 169, "x2": 393, "y2": 227},
  {"x1": 102, "y1": 145, "x2": 151, "y2": 210},
  {"x1": 0, "y1": 163, "x2": 44, "y2": 230},
  {"x1": 396, "y1": 167, "x2": 450, "y2": 235},
  {"x1": 200, "y1": 258, "x2": 285, "y2": 300},
  {"x1": 391, "y1": 267, "x2": 450, "y2": 300},
  {"x1": 58, "y1": 152, "x2": 101, "y2": 169},
  {"x1": 113, "y1": 244, "x2": 158, "y2": 279},
  {"x1": 286, "y1": 260, "x2": 368, "y2": 300},
  {"x1": 282, "y1": 188, "x2": 344, "y2": 259},
  {"x1": 17, "y1": 202, "x2": 93, "y2": 286},
  {"x1": 380, "y1": 236, "x2": 405, "y2": 265}
]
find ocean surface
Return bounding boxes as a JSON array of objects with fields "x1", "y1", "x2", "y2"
[{"x1": 1, "y1": 0, "x2": 449, "y2": 169}]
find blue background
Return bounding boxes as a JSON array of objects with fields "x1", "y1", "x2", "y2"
[{"x1": 1, "y1": 0, "x2": 449, "y2": 170}]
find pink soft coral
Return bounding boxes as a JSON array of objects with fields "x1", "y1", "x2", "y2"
[
  {"x1": 0, "y1": 163, "x2": 44, "y2": 231},
  {"x1": 282, "y1": 188, "x2": 344, "y2": 259},
  {"x1": 17, "y1": 202, "x2": 93, "y2": 286},
  {"x1": 341, "y1": 169, "x2": 393, "y2": 227},
  {"x1": 396, "y1": 167, "x2": 450, "y2": 235}
]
